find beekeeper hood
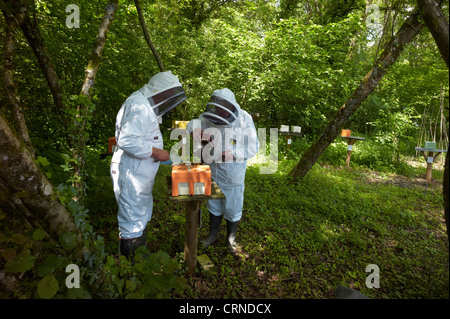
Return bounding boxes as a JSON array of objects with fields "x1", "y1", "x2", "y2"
[
  {"x1": 139, "y1": 71, "x2": 186, "y2": 119},
  {"x1": 202, "y1": 88, "x2": 240, "y2": 126}
]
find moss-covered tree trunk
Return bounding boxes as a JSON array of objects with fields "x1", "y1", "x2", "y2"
[
  {"x1": 5, "y1": 0, "x2": 65, "y2": 114},
  {"x1": 0, "y1": 112, "x2": 83, "y2": 256},
  {"x1": 2, "y1": 7, "x2": 32, "y2": 150},
  {"x1": 72, "y1": 0, "x2": 119, "y2": 197},
  {"x1": 1, "y1": 2, "x2": 83, "y2": 255}
]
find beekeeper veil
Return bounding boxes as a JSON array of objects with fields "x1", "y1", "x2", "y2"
[
  {"x1": 202, "y1": 88, "x2": 240, "y2": 126},
  {"x1": 139, "y1": 71, "x2": 187, "y2": 121}
]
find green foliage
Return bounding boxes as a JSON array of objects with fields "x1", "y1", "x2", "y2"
[
  {"x1": 59, "y1": 232, "x2": 78, "y2": 251},
  {"x1": 1, "y1": 153, "x2": 185, "y2": 299},
  {"x1": 4, "y1": 248, "x2": 35, "y2": 273},
  {"x1": 0, "y1": 188, "x2": 186, "y2": 299},
  {"x1": 102, "y1": 249, "x2": 187, "y2": 299},
  {"x1": 37, "y1": 255, "x2": 68, "y2": 277},
  {"x1": 1, "y1": 0, "x2": 448, "y2": 300},
  {"x1": 350, "y1": 28, "x2": 448, "y2": 140},
  {"x1": 193, "y1": 159, "x2": 447, "y2": 299},
  {"x1": 37, "y1": 274, "x2": 59, "y2": 299},
  {"x1": 4, "y1": 0, "x2": 446, "y2": 167},
  {"x1": 260, "y1": 12, "x2": 367, "y2": 132}
]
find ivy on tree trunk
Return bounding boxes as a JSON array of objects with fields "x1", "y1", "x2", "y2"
[{"x1": 71, "y1": 0, "x2": 119, "y2": 197}]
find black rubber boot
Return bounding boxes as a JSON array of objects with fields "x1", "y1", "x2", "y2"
[
  {"x1": 202, "y1": 213, "x2": 223, "y2": 247},
  {"x1": 226, "y1": 220, "x2": 239, "y2": 254},
  {"x1": 119, "y1": 229, "x2": 147, "y2": 260}
]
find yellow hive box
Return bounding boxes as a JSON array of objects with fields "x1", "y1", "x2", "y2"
[{"x1": 172, "y1": 121, "x2": 189, "y2": 129}]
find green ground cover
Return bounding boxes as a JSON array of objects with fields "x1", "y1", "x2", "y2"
[{"x1": 87, "y1": 139, "x2": 448, "y2": 299}]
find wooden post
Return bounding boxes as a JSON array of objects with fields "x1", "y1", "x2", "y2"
[
  {"x1": 184, "y1": 200, "x2": 203, "y2": 275},
  {"x1": 416, "y1": 147, "x2": 447, "y2": 182},
  {"x1": 346, "y1": 149, "x2": 351, "y2": 166},
  {"x1": 343, "y1": 137, "x2": 364, "y2": 166},
  {"x1": 426, "y1": 162, "x2": 433, "y2": 182},
  {"x1": 426, "y1": 151, "x2": 445, "y2": 182},
  {"x1": 168, "y1": 177, "x2": 224, "y2": 276},
  {"x1": 286, "y1": 135, "x2": 292, "y2": 149},
  {"x1": 280, "y1": 130, "x2": 302, "y2": 149},
  {"x1": 345, "y1": 139, "x2": 356, "y2": 166}
]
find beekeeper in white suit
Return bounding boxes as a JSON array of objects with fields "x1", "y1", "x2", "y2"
[
  {"x1": 187, "y1": 88, "x2": 258, "y2": 254},
  {"x1": 111, "y1": 71, "x2": 186, "y2": 258}
]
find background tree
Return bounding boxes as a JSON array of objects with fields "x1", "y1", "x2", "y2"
[
  {"x1": 288, "y1": 8, "x2": 425, "y2": 181},
  {"x1": 71, "y1": 0, "x2": 119, "y2": 197},
  {"x1": 0, "y1": 0, "x2": 447, "y2": 298},
  {"x1": 417, "y1": 0, "x2": 449, "y2": 239}
]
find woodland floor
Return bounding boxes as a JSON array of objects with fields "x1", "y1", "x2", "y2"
[{"x1": 93, "y1": 157, "x2": 448, "y2": 299}]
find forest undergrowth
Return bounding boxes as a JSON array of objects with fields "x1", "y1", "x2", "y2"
[{"x1": 86, "y1": 142, "x2": 449, "y2": 299}]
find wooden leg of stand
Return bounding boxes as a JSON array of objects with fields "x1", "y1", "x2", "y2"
[
  {"x1": 346, "y1": 150, "x2": 352, "y2": 166},
  {"x1": 184, "y1": 200, "x2": 202, "y2": 275},
  {"x1": 426, "y1": 162, "x2": 433, "y2": 182}
]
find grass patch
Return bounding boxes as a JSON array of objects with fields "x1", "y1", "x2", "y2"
[{"x1": 87, "y1": 152, "x2": 449, "y2": 299}]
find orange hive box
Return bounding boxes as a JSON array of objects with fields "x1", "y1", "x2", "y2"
[
  {"x1": 108, "y1": 137, "x2": 117, "y2": 153},
  {"x1": 341, "y1": 129, "x2": 351, "y2": 137},
  {"x1": 172, "y1": 165, "x2": 211, "y2": 196}
]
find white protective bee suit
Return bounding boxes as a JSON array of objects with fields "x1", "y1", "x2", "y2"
[
  {"x1": 111, "y1": 71, "x2": 186, "y2": 243},
  {"x1": 187, "y1": 88, "x2": 258, "y2": 252}
]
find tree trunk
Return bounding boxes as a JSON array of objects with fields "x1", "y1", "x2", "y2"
[
  {"x1": 0, "y1": 112, "x2": 83, "y2": 257},
  {"x1": 2, "y1": 9, "x2": 32, "y2": 149},
  {"x1": 444, "y1": 152, "x2": 449, "y2": 240},
  {"x1": 5, "y1": 0, "x2": 65, "y2": 114},
  {"x1": 79, "y1": 0, "x2": 119, "y2": 98},
  {"x1": 71, "y1": 0, "x2": 119, "y2": 196},
  {"x1": 417, "y1": 0, "x2": 449, "y2": 68},
  {"x1": 288, "y1": 12, "x2": 425, "y2": 181},
  {"x1": 417, "y1": 0, "x2": 449, "y2": 243},
  {"x1": 134, "y1": 0, "x2": 165, "y2": 72}
]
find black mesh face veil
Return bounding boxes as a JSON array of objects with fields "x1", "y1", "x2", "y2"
[
  {"x1": 203, "y1": 96, "x2": 239, "y2": 126},
  {"x1": 147, "y1": 86, "x2": 186, "y2": 117}
]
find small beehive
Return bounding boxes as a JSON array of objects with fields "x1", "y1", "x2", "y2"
[
  {"x1": 108, "y1": 137, "x2": 117, "y2": 153},
  {"x1": 291, "y1": 126, "x2": 301, "y2": 133},
  {"x1": 171, "y1": 164, "x2": 211, "y2": 196},
  {"x1": 341, "y1": 129, "x2": 351, "y2": 137},
  {"x1": 172, "y1": 121, "x2": 189, "y2": 129},
  {"x1": 424, "y1": 141, "x2": 436, "y2": 150},
  {"x1": 280, "y1": 125, "x2": 289, "y2": 132}
]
